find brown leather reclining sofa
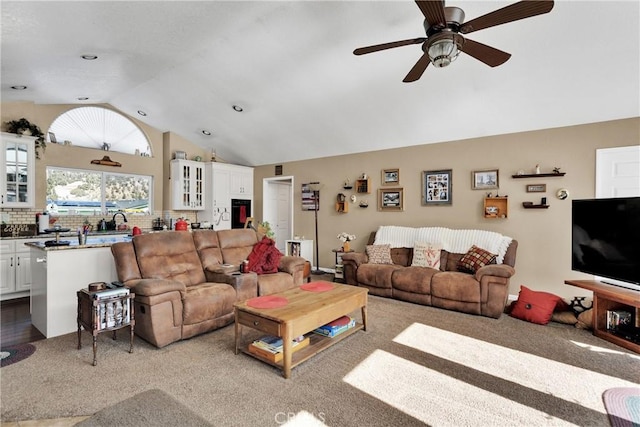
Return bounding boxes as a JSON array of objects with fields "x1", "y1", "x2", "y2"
[
  {"x1": 111, "y1": 229, "x2": 306, "y2": 348},
  {"x1": 341, "y1": 230, "x2": 517, "y2": 319}
]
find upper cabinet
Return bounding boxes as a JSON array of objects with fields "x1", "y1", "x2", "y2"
[
  {"x1": 170, "y1": 159, "x2": 205, "y2": 210},
  {"x1": 1, "y1": 132, "x2": 36, "y2": 208},
  {"x1": 229, "y1": 165, "x2": 253, "y2": 198}
]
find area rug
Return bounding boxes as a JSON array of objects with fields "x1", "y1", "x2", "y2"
[
  {"x1": 75, "y1": 388, "x2": 212, "y2": 426},
  {"x1": 603, "y1": 387, "x2": 640, "y2": 427},
  {"x1": 0, "y1": 343, "x2": 36, "y2": 367}
]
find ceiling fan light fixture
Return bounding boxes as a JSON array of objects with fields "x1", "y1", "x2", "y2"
[{"x1": 427, "y1": 33, "x2": 462, "y2": 68}]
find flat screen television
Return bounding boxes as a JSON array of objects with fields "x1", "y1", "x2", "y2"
[{"x1": 572, "y1": 197, "x2": 640, "y2": 290}]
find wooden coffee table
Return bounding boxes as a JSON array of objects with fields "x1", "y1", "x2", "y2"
[{"x1": 234, "y1": 282, "x2": 368, "y2": 378}]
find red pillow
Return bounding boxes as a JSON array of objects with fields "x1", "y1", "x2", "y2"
[{"x1": 510, "y1": 285, "x2": 561, "y2": 325}]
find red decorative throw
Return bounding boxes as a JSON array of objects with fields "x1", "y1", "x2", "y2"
[
  {"x1": 300, "y1": 282, "x2": 334, "y2": 292},
  {"x1": 246, "y1": 295, "x2": 288, "y2": 309},
  {"x1": 247, "y1": 236, "x2": 283, "y2": 275}
]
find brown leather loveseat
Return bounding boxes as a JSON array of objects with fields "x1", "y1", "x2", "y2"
[{"x1": 111, "y1": 229, "x2": 306, "y2": 348}]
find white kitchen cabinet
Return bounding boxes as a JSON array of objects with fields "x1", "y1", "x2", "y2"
[
  {"x1": 230, "y1": 165, "x2": 253, "y2": 197},
  {"x1": 1, "y1": 238, "x2": 48, "y2": 300},
  {"x1": 202, "y1": 163, "x2": 254, "y2": 230},
  {"x1": 170, "y1": 159, "x2": 205, "y2": 210},
  {"x1": 1, "y1": 132, "x2": 36, "y2": 208}
]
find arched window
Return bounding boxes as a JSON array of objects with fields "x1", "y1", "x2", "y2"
[{"x1": 48, "y1": 106, "x2": 151, "y2": 156}]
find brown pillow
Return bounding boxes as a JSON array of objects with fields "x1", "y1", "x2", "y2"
[
  {"x1": 457, "y1": 245, "x2": 496, "y2": 273},
  {"x1": 366, "y1": 244, "x2": 393, "y2": 264}
]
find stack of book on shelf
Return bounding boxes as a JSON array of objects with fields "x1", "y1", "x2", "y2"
[
  {"x1": 606, "y1": 309, "x2": 632, "y2": 331},
  {"x1": 312, "y1": 315, "x2": 355, "y2": 337},
  {"x1": 248, "y1": 335, "x2": 310, "y2": 363}
]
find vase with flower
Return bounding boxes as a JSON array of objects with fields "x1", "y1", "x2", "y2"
[{"x1": 337, "y1": 232, "x2": 356, "y2": 252}]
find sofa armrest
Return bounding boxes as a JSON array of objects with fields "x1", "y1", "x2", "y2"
[
  {"x1": 204, "y1": 270, "x2": 258, "y2": 301},
  {"x1": 341, "y1": 252, "x2": 368, "y2": 267},
  {"x1": 278, "y1": 256, "x2": 306, "y2": 275},
  {"x1": 125, "y1": 278, "x2": 186, "y2": 297},
  {"x1": 474, "y1": 264, "x2": 515, "y2": 281}
]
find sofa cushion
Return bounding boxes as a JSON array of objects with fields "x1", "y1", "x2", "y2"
[
  {"x1": 366, "y1": 244, "x2": 393, "y2": 264},
  {"x1": 357, "y1": 263, "x2": 402, "y2": 289},
  {"x1": 431, "y1": 272, "x2": 481, "y2": 302},
  {"x1": 411, "y1": 242, "x2": 441, "y2": 269},
  {"x1": 392, "y1": 266, "x2": 438, "y2": 294},
  {"x1": 457, "y1": 245, "x2": 496, "y2": 273},
  {"x1": 133, "y1": 232, "x2": 206, "y2": 286},
  {"x1": 182, "y1": 283, "x2": 236, "y2": 325},
  {"x1": 510, "y1": 285, "x2": 560, "y2": 325}
]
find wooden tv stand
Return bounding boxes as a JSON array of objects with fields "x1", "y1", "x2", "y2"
[{"x1": 565, "y1": 280, "x2": 640, "y2": 354}]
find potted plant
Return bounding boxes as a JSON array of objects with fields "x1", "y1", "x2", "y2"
[{"x1": 4, "y1": 117, "x2": 46, "y2": 159}]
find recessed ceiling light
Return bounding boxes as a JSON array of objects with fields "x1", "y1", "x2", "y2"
[
  {"x1": 81, "y1": 54, "x2": 98, "y2": 60},
  {"x1": 137, "y1": 110, "x2": 147, "y2": 116},
  {"x1": 77, "y1": 97, "x2": 89, "y2": 101},
  {"x1": 202, "y1": 130, "x2": 212, "y2": 136},
  {"x1": 11, "y1": 85, "x2": 27, "y2": 90},
  {"x1": 232, "y1": 105, "x2": 243, "y2": 112}
]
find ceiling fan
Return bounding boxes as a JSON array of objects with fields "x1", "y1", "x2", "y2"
[{"x1": 353, "y1": 0, "x2": 554, "y2": 82}]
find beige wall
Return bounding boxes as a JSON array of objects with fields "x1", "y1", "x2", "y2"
[{"x1": 254, "y1": 117, "x2": 640, "y2": 299}]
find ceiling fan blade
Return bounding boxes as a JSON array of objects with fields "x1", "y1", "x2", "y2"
[
  {"x1": 415, "y1": 0, "x2": 446, "y2": 27},
  {"x1": 460, "y1": 38, "x2": 511, "y2": 67},
  {"x1": 460, "y1": 0, "x2": 554, "y2": 34},
  {"x1": 353, "y1": 38, "x2": 426, "y2": 55},
  {"x1": 403, "y1": 52, "x2": 431, "y2": 82}
]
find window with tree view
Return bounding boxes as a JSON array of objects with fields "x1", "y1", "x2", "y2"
[{"x1": 46, "y1": 167, "x2": 152, "y2": 215}]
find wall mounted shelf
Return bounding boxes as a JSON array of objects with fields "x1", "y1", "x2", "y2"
[
  {"x1": 512, "y1": 172, "x2": 565, "y2": 179},
  {"x1": 484, "y1": 196, "x2": 508, "y2": 218},
  {"x1": 355, "y1": 178, "x2": 370, "y2": 194},
  {"x1": 522, "y1": 203, "x2": 550, "y2": 209}
]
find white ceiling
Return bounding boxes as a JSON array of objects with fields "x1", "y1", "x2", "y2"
[{"x1": 2, "y1": 1, "x2": 639, "y2": 167}]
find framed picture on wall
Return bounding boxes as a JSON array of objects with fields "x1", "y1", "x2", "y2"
[
  {"x1": 378, "y1": 188, "x2": 404, "y2": 211},
  {"x1": 382, "y1": 168, "x2": 400, "y2": 186},
  {"x1": 422, "y1": 169, "x2": 452, "y2": 205},
  {"x1": 472, "y1": 169, "x2": 499, "y2": 190}
]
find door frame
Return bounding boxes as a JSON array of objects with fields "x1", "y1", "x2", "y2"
[{"x1": 262, "y1": 175, "x2": 294, "y2": 248}]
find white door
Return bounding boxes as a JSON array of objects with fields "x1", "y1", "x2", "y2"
[
  {"x1": 596, "y1": 145, "x2": 640, "y2": 197},
  {"x1": 275, "y1": 183, "x2": 291, "y2": 252},
  {"x1": 263, "y1": 177, "x2": 293, "y2": 253}
]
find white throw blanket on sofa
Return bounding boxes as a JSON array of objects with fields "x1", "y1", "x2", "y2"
[{"x1": 373, "y1": 225, "x2": 513, "y2": 264}]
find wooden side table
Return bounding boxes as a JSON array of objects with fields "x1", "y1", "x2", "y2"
[{"x1": 77, "y1": 288, "x2": 135, "y2": 366}]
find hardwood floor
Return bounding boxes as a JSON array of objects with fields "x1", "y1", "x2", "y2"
[{"x1": 1, "y1": 297, "x2": 45, "y2": 347}]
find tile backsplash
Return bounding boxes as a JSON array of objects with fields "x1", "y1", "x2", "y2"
[{"x1": 0, "y1": 209, "x2": 199, "y2": 233}]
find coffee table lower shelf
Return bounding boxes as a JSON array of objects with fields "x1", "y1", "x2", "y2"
[{"x1": 240, "y1": 323, "x2": 364, "y2": 370}]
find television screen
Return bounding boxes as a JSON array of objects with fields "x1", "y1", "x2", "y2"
[{"x1": 572, "y1": 197, "x2": 640, "y2": 287}]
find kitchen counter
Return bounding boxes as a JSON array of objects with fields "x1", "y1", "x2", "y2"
[
  {"x1": 26, "y1": 233, "x2": 133, "y2": 250},
  {"x1": 1, "y1": 229, "x2": 134, "y2": 241},
  {"x1": 30, "y1": 242, "x2": 121, "y2": 338}
]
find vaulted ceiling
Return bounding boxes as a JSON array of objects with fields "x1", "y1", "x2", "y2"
[{"x1": 2, "y1": 1, "x2": 638, "y2": 166}]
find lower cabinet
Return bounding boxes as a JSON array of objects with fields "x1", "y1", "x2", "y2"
[{"x1": 0, "y1": 238, "x2": 47, "y2": 300}]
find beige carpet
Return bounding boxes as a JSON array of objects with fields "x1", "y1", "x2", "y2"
[
  {"x1": 74, "y1": 389, "x2": 211, "y2": 427},
  {"x1": 1, "y1": 295, "x2": 639, "y2": 426}
]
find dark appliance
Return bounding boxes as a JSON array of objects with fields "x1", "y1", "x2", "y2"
[
  {"x1": 231, "y1": 199, "x2": 251, "y2": 229},
  {"x1": 572, "y1": 197, "x2": 640, "y2": 290}
]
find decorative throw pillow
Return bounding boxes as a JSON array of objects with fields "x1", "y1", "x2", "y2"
[
  {"x1": 366, "y1": 244, "x2": 393, "y2": 264},
  {"x1": 510, "y1": 285, "x2": 561, "y2": 325},
  {"x1": 411, "y1": 241, "x2": 442, "y2": 269},
  {"x1": 457, "y1": 245, "x2": 496, "y2": 273}
]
